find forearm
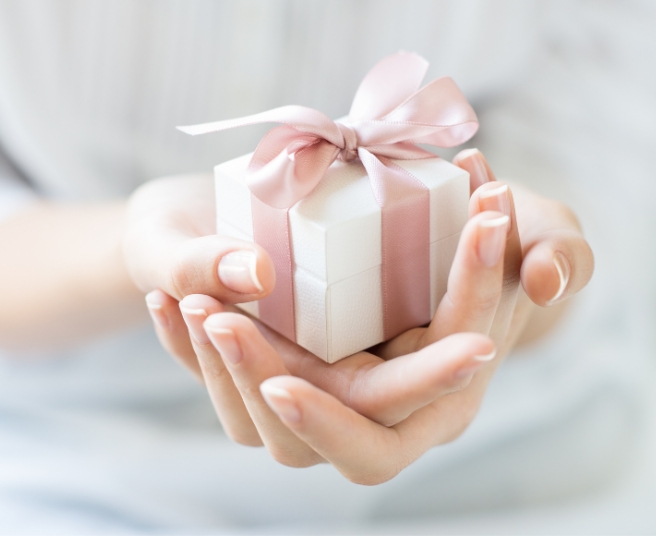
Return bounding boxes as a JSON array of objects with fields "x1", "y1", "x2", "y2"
[{"x1": 0, "y1": 201, "x2": 148, "y2": 353}]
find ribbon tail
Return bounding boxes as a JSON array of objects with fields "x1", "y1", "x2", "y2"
[
  {"x1": 359, "y1": 148, "x2": 431, "y2": 339},
  {"x1": 177, "y1": 105, "x2": 343, "y2": 145},
  {"x1": 250, "y1": 195, "x2": 296, "y2": 342}
]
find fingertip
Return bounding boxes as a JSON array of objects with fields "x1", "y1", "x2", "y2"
[
  {"x1": 204, "y1": 310, "x2": 255, "y2": 333},
  {"x1": 215, "y1": 243, "x2": 275, "y2": 297},
  {"x1": 203, "y1": 311, "x2": 263, "y2": 359},
  {"x1": 145, "y1": 289, "x2": 203, "y2": 381},
  {"x1": 262, "y1": 375, "x2": 312, "y2": 395},
  {"x1": 260, "y1": 376, "x2": 330, "y2": 427},
  {"x1": 469, "y1": 182, "x2": 517, "y2": 236},
  {"x1": 522, "y1": 246, "x2": 571, "y2": 306},
  {"x1": 179, "y1": 294, "x2": 225, "y2": 346},
  {"x1": 474, "y1": 211, "x2": 510, "y2": 268},
  {"x1": 260, "y1": 379, "x2": 302, "y2": 424},
  {"x1": 452, "y1": 148, "x2": 496, "y2": 194},
  {"x1": 437, "y1": 332, "x2": 496, "y2": 359},
  {"x1": 145, "y1": 289, "x2": 177, "y2": 330},
  {"x1": 254, "y1": 245, "x2": 276, "y2": 297},
  {"x1": 145, "y1": 289, "x2": 175, "y2": 308},
  {"x1": 179, "y1": 293, "x2": 224, "y2": 314},
  {"x1": 546, "y1": 251, "x2": 571, "y2": 306}
]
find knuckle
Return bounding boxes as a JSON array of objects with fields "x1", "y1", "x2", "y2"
[
  {"x1": 169, "y1": 239, "x2": 213, "y2": 299},
  {"x1": 472, "y1": 290, "x2": 502, "y2": 315},
  {"x1": 199, "y1": 358, "x2": 230, "y2": 383},
  {"x1": 168, "y1": 244, "x2": 198, "y2": 299}
]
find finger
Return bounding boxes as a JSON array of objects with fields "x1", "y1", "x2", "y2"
[
  {"x1": 511, "y1": 187, "x2": 594, "y2": 306},
  {"x1": 245, "y1": 321, "x2": 494, "y2": 426},
  {"x1": 419, "y1": 209, "x2": 511, "y2": 346},
  {"x1": 397, "y1": 363, "x2": 491, "y2": 448},
  {"x1": 179, "y1": 295, "x2": 262, "y2": 446},
  {"x1": 521, "y1": 232, "x2": 593, "y2": 306},
  {"x1": 138, "y1": 231, "x2": 274, "y2": 303},
  {"x1": 341, "y1": 333, "x2": 496, "y2": 426},
  {"x1": 454, "y1": 150, "x2": 522, "y2": 348},
  {"x1": 125, "y1": 177, "x2": 275, "y2": 303},
  {"x1": 452, "y1": 148, "x2": 496, "y2": 195},
  {"x1": 260, "y1": 376, "x2": 408, "y2": 485},
  {"x1": 145, "y1": 290, "x2": 202, "y2": 381},
  {"x1": 204, "y1": 313, "x2": 323, "y2": 467},
  {"x1": 470, "y1": 181, "x2": 523, "y2": 346}
]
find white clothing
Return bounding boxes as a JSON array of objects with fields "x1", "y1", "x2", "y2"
[{"x1": 0, "y1": 1, "x2": 654, "y2": 533}]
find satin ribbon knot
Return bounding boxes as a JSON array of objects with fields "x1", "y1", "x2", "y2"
[
  {"x1": 335, "y1": 121, "x2": 359, "y2": 162},
  {"x1": 179, "y1": 52, "x2": 479, "y2": 348}
]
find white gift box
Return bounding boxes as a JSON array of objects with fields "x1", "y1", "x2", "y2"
[{"x1": 215, "y1": 153, "x2": 469, "y2": 363}]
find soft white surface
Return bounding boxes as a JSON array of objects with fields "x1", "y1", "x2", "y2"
[{"x1": 0, "y1": 0, "x2": 653, "y2": 533}]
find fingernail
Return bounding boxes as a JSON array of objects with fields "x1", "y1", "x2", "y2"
[
  {"x1": 477, "y1": 215, "x2": 509, "y2": 267},
  {"x1": 205, "y1": 322, "x2": 242, "y2": 364},
  {"x1": 473, "y1": 349, "x2": 497, "y2": 362},
  {"x1": 453, "y1": 349, "x2": 496, "y2": 381},
  {"x1": 145, "y1": 291, "x2": 170, "y2": 329},
  {"x1": 260, "y1": 382, "x2": 302, "y2": 423},
  {"x1": 547, "y1": 251, "x2": 570, "y2": 305},
  {"x1": 457, "y1": 148, "x2": 491, "y2": 191},
  {"x1": 180, "y1": 306, "x2": 209, "y2": 345},
  {"x1": 218, "y1": 250, "x2": 264, "y2": 294},
  {"x1": 478, "y1": 184, "x2": 511, "y2": 217}
]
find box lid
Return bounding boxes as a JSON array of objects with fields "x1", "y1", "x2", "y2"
[{"x1": 215, "y1": 153, "x2": 468, "y2": 285}]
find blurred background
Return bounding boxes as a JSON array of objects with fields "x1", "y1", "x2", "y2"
[{"x1": 0, "y1": 0, "x2": 655, "y2": 534}]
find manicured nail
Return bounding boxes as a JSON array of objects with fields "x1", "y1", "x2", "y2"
[
  {"x1": 218, "y1": 250, "x2": 263, "y2": 294},
  {"x1": 473, "y1": 349, "x2": 497, "y2": 362},
  {"x1": 204, "y1": 323, "x2": 242, "y2": 364},
  {"x1": 180, "y1": 306, "x2": 209, "y2": 345},
  {"x1": 145, "y1": 291, "x2": 170, "y2": 329},
  {"x1": 547, "y1": 251, "x2": 570, "y2": 305},
  {"x1": 478, "y1": 184, "x2": 511, "y2": 217},
  {"x1": 453, "y1": 349, "x2": 496, "y2": 381},
  {"x1": 477, "y1": 215, "x2": 509, "y2": 267},
  {"x1": 457, "y1": 148, "x2": 491, "y2": 190},
  {"x1": 260, "y1": 382, "x2": 302, "y2": 423}
]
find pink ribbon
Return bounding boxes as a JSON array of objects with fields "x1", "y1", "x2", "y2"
[{"x1": 179, "y1": 52, "x2": 478, "y2": 343}]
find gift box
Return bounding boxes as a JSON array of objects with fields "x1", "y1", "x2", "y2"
[
  {"x1": 179, "y1": 52, "x2": 478, "y2": 363},
  {"x1": 214, "y1": 153, "x2": 469, "y2": 362}
]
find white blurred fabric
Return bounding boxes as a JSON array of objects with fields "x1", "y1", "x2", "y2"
[{"x1": 0, "y1": 1, "x2": 654, "y2": 534}]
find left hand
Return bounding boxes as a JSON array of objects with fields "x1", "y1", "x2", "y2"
[{"x1": 145, "y1": 149, "x2": 594, "y2": 484}]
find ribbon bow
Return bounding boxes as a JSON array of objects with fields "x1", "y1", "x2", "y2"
[{"x1": 179, "y1": 52, "x2": 478, "y2": 346}]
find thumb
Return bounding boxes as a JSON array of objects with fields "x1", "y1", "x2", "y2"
[{"x1": 124, "y1": 177, "x2": 275, "y2": 302}]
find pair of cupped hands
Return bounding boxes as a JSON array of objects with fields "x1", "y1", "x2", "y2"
[{"x1": 124, "y1": 149, "x2": 593, "y2": 485}]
